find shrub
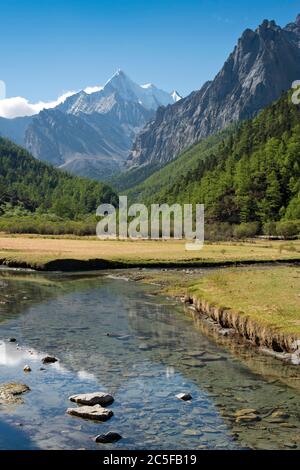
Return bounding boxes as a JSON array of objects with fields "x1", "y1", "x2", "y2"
[
  {"x1": 0, "y1": 215, "x2": 97, "y2": 236},
  {"x1": 263, "y1": 221, "x2": 277, "y2": 237},
  {"x1": 233, "y1": 222, "x2": 260, "y2": 239},
  {"x1": 205, "y1": 223, "x2": 234, "y2": 241},
  {"x1": 276, "y1": 220, "x2": 300, "y2": 239}
]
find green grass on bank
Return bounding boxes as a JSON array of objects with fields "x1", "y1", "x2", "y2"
[{"x1": 189, "y1": 267, "x2": 300, "y2": 336}]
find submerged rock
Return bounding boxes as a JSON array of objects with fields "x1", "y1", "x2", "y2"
[
  {"x1": 182, "y1": 429, "x2": 203, "y2": 436},
  {"x1": 69, "y1": 392, "x2": 114, "y2": 406},
  {"x1": 176, "y1": 393, "x2": 192, "y2": 401},
  {"x1": 0, "y1": 383, "x2": 30, "y2": 405},
  {"x1": 280, "y1": 423, "x2": 297, "y2": 429},
  {"x1": 42, "y1": 356, "x2": 58, "y2": 364},
  {"x1": 184, "y1": 350, "x2": 206, "y2": 358},
  {"x1": 67, "y1": 405, "x2": 113, "y2": 421},
  {"x1": 95, "y1": 432, "x2": 122, "y2": 443},
  {"x1": 202, "y1": 353, "x2": 227, "y2": 362},
  {"x1": 182, "y1": 359, "x2": 206, "y2": 368},
  {"x1": 234, "y1": 408, "x2": 261, "y2": 423},
  {"x1": 270, "y1": 410, "x2": 290, "y2": 419},
  {"x1": 234, "y1": 408, "x2": 257, "y2": 417},
  {"x1": 235, "y1": 413, "x2": 260, "y2": 423},
  {"x1": 284, "y1": 442, "x2": 297, "y2": 449}
]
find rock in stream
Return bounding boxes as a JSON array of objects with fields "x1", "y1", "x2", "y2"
[
  {"x1": 69, "y1": 392, "x2": 114, "y2": 406},
  {"x1": 67, "y1": 405, "x2": 113, "y2": 421}
]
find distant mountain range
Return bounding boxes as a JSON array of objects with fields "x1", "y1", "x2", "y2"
[
  {"x1": 1, "y1": 14, "x2": 300, "y2": 187},
  {"x1": 0, "y1": 70, "x2": 181, "y2": 180},
  {"x1": 128, "y1": 15, "x2": 300, "y2": 172}
]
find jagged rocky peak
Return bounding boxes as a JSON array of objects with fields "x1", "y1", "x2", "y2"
[
  {"x1": 129, "y1": 13, "x2": 300, "y2": 169},
  {"x1": 284, "y1": 13, "x2": 300, "y2": 30},
  {"x1": 258, "y1": 19, "x2": 279, "y2": 30}
]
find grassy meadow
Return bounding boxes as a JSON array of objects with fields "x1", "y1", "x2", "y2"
[{"x1": 0, "y1": 234, "x2": 300, "y2": 269}]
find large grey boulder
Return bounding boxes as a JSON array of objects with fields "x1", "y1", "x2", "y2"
[{"x1": 66, "y1": 405, "x2": 113, "y2": 421}]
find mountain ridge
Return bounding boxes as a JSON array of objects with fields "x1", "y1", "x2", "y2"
[
  {"x1": 128, "y1": 14, "x2": 300, "y2": 171},
  {"x1": 0, "y1": 71, "x2": 180, "y2": 180}
]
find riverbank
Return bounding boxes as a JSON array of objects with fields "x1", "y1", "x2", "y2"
[
  {"x1": 185, "y1": 267, "x2": 300, "y2": 358},
  {"x1": 1, "y1": 234, "x2": 300, "y2": 360},
  {"x1": 1, "y1": 234, "x2": 300, "y2": 271}
]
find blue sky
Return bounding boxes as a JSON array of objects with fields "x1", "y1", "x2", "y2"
[{"x1": 1, "y1": 0, "x2": 299, "y2": 101}]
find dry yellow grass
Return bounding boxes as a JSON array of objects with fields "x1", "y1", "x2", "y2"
[{"x1": 0, "y1": 234, "x2": 300, "y2": 269}]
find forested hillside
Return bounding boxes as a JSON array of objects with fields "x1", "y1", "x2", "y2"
[
  {"x1": 128, "y1": 92, "x2": 300, "y2": 231},
  {"x1": 0, "y1": 138, "x2": 117, "y2": 222}
]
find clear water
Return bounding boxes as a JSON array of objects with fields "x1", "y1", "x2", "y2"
[{"x1": 0, "y1": 270, "x2": 300, "y2": 450}]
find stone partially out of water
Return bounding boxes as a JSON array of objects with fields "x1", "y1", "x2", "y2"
[
  {"x1": 95, "y1": 432, "x2": 122, "y2": 444},
  {"x1": 23, "y1": 365, "x2": 31, "y2": 373},
  {"x1": 67, "y1": 405, "x2": 113, "y2": 421},
  {"x1": 0, "y1": 383, "x2": 30, "y2": 405},
  {"x1": 8, "y1": 338, "x2": 16, "y2": 343},
  {"x1": 176, "y1": 393, "x2": 192, "y2": 401},
  {"x1": 42, "y1": 356, "x2": 58, "y2": 364},
  {"x1": 69, "y1": 392, "x2": 114, "y2": 406}
]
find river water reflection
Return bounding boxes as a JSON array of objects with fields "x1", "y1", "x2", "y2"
[{"x1": 0, "y1": 270, "x2": 300, "y2": 450}]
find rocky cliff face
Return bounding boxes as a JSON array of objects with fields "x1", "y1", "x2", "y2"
[{"x1": 129, "y1": 15, "x2": 300, "y2": 168}]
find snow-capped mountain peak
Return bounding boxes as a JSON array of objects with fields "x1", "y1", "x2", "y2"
[
  {"x1": 60, "y1": 70, "x2": 181, "y2": 114},
  {"x1": 171, "y1": 90, "x2": 182, "y2": 102},
  {"x1": 141, "y1": 83, "x2": 155, "y2": 89}
]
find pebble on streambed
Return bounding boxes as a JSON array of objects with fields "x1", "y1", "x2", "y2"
[
  {"x1": 94, "y1": 432, "x2": 122, "y2": 444},
  {"x1": 176, "y1": 393, "x2": 192, "y2": 401},
  {"x1": 42, "y1": 356, "x2": 58, "y2": 364}
]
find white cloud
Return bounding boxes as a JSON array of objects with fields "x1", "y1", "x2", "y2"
[
  {"x1": 0, "y1": 91, "x2": 75, "y2": 119},
  {"x1": 0, "y1": 85, "x2": 103, "y2": 119}
]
